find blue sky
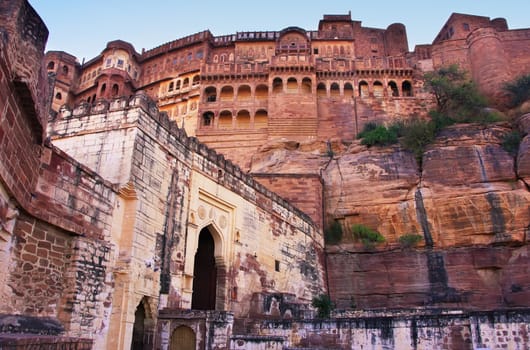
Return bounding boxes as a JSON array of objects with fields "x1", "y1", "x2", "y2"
[{"x1": 30, "y1": 1, "x2": 528, "y2": 62}]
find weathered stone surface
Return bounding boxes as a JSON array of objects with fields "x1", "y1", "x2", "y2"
[
  {"x1": 517, "y1": 113, "x2": 530, "y2": 185},
  {"x1": 327, "y1": 246, "x2": 530, "y2": 310},
  {"x1": 321, "y1": 123, "x2": 530, "y2": 310},
  {"x1": 2, "y1": 2, "x2": 530, "y2": 349}
]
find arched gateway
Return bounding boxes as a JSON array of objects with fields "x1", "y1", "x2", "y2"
[{"x1": 191, "y1": 227, "x2": 218, "y2": 310}]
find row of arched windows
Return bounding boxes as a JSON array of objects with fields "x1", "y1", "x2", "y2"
[
  {"x1": 201, "y1": 77, "x2": 413, "y2": 101},
  {"x1": 201, "y1": 109, "x2": 268, "y2": 130},
  {"x1": 317, "y1": 80, "x2": 413, "y2": 98},
  {"x1": 167, "y1": 75, "x2": 200, "y2": 92},
  {"x1": 47, "y1": 61, "x2": 69, "y2": 75},
  {"x1": 203, "y1": 84, "x2": 268, "y2": 103}
]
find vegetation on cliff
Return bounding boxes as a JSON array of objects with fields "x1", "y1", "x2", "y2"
[
  {"x1": 311, "y1": 294, "x2": 334, "y2": 318},
  {"x1": 504, "y1": 73, "x2": 530, "y2": 108},
  {"x1": 357, "y1": 64, "x2": 504, "y2": 164}
]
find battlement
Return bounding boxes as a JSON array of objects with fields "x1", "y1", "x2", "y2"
[
  {"x1": 54, "y1": 93, "x2": 317, "y2": 233},
  {"x1": 141, "y1": 30, "x2": 212, "y2": 60}
]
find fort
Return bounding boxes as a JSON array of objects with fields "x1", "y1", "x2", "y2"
[{"x1": 0, "y1": 0, "x2": 529, "y2": 349}]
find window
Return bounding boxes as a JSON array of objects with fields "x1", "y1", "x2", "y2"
[
  {"x1": 402, "y1": 80, "x2": 413, "y2": 97},
  {"x1": 106, "y1": 58, "x2": 112, "y2": 67},
  {"x1": 47, "y1": 61, "x2": 55, "y2": 70},
  {"x1": 62, "y1": 65, "x2": 68, "y2": 75},
  {"x1": 463, "y1": 23, "x2": 470, "y2": 31},
  {"x1": 202, "y1": 112, "x2": 213, "y2": 127},
  {"x1": 168, "y1": 82, "x2": 174, "y2": 91},
  {"x1": 313, "y1": 48, "x2": 319, "y2": 55},
  {"x1": 55, "y1": 92, "x2": 62, "y2": 100},
  {"x1": 275, "y1": 260, "x2": 280, "y2": 272},
  {"x1": 117, "y1": 59, "x2": 124, "y2": 68}
]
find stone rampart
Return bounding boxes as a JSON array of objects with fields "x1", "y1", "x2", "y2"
[
  {"x1": 52, "y1": 93, "x2": 317, "y2": 234},
  {"x1": 248, "y1": 308, "x2": 530, "y2": 349}
]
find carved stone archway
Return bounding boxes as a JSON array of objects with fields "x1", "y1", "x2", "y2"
[{"x1": 190, "y1": 224, "x2": 228, "y2": 311}]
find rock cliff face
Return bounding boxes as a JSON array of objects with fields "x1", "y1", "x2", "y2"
[{"x1": 251, "y1": 119, "x2": 530, "y2": 310}]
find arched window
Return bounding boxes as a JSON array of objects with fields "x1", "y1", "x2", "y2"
[
  {"x1": 205, "y1": 86, "x2": 217, "y2": 102},
  {"x1": 218, "y1": 110, "x2": 232, "y2": 129},
  {"x1": 47, "y1": 61, "x2": 55, "y2": 70},
  {"x1": 373, "y1": 81, "x2": 384, "y2": 98},
  {"x1": 389, "y1": 81, "x2": 399, "y2": 97},
  {"x1": 220, "y1": 86, "x2": 234, "y2": 101},
  {"x1": 55, "y1": 92, "x2": 62, "y2": 100},
  {"x1": 402, "y1": 80, "x2": 413, "y2": 97},
  {"x1": 358, "y1": 81, "x2": 369, "y2": 97},
  {"x1": 236, "y1": 110, "x2": 251, "y2": 129},
  {"x1": 202, "y1": 112, "x2": 214, "y2": 127},
  {"x1": 168, "y1": 82, "x2": 174, "y2": 92},
  {"x1": 330, "y1": 82, "x2": 340, "y2": 98},
  {"x1": 100, "y1": 83, "x2": 106, "y2": 95},
  {"x1": 344, "y1": 83, "x2": 354, "y2": 98},
  {"x1": 272, "y1": 77, "x2": 283, "y2": 93},
  {"x1": 237, "y1": 85, "x2": 251, "y2": 101},
  {"x1": 301, "y1": 78, "x2": 312, "y2": 94},
  {"x1": 286, "y1": 77, "x2": 298, "y2": 93},
  {"x1": 317, "y1": 83, "x2": 326, "y2": 98},
  {"x1": 254, "y1": 109, "x2": 268, "y2": 129},
  {"x1": 255, "y1": 84, "x2": 268, "y2": 100},
  {"x1": 192, "y1": 75, "x2": 200, "y2": 86},
  {"x1": 182, "y1": 78, "x2": 189, "y2": 88},
  {"x1": 176, "y1": 80, "x2": 181, "y2": 90},
  {"x1": 62, "y1": 65, "x2": 68, "y2": 75},
  {"x1": 111, "y1": 84, "x2": 119, "y2": 96}
]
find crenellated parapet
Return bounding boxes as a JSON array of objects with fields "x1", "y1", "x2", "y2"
[
  {"x1": 140, "y1": 30, "x2": 212, "y2": 60},
  {"x1": 52, "y1": 92, "x2": 317, "y2": 234}
]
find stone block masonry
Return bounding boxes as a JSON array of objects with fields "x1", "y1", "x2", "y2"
[{"x1": 3, "y1": 1, "x2": 530, "y2": 348}]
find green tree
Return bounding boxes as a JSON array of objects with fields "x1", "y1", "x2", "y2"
[
  {"x1": 423, "y1": 64, "x2": 490, "y2": 122},
  {"x1": 351, "y1": 224, "x2": 385, "y2": 249},
  {"x1": 504, "y1": 74, "x2": 530, "y2": 108},
  {"x1": 311, "y1": 294, "x2": 334, "y2": 318}
]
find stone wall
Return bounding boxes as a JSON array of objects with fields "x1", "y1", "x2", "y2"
[
  {"x1": 49, "y1": 93, "x2": 327, "y2": 347},
  {"x1": 244, "y1": 309, "x2": 530, "y2": 350},
  {"x1": 0, "y1": 2, "x2": 117, "y2": 347},
  {"x1": 252, "y1": 174, "x2": 324, "y2": 229}
]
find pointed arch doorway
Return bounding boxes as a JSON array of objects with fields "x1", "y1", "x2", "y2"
[
  {"x1": 131, "y1": 298, "x2": 154, "y2": 349},
  {"x1": 191, "y1": 227, "x2": 217, "y2": 310}
]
